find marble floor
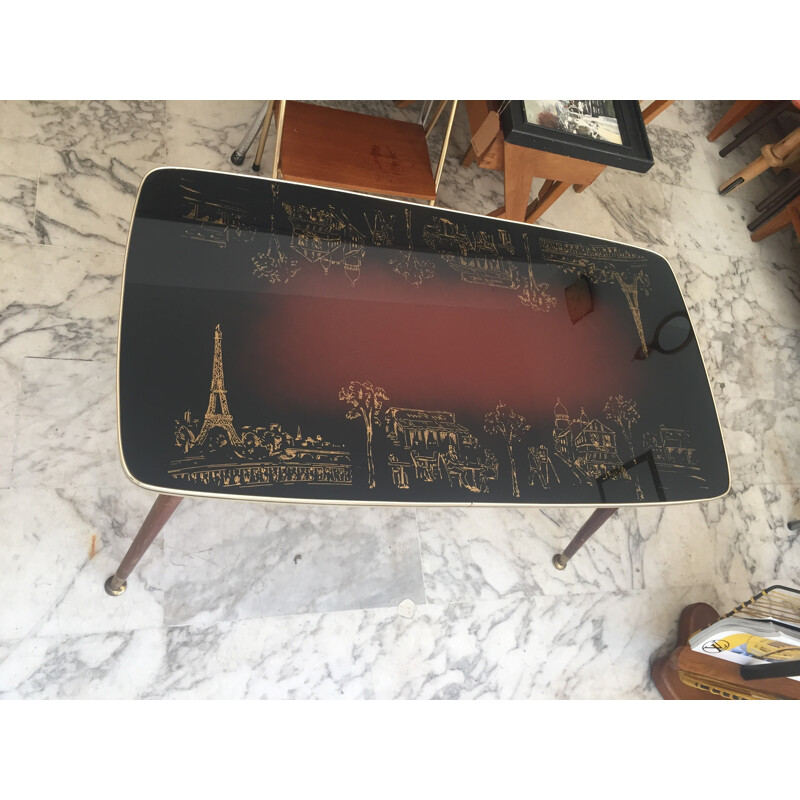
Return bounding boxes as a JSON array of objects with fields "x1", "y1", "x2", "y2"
[{"x1": 0, "y1": 100, "x2": 798, "y2": 699}]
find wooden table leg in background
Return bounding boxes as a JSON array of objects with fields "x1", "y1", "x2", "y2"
[
  {"x1": 525, "y1": 179, "x2": 572, "y2": 223},
  {"x1": 502, "y1": 140, "x2": 534, "y2": 221},
  {"x1": 104, "y1": 494, "x2": 183, "y2": 596},
  {"x1": 552, "y1": 507, "x2": 618, "y2": 570}
]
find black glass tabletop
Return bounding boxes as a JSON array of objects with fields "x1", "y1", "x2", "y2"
[{"x1": 118, "y1": 167, "x2": 729, "y2": 506}]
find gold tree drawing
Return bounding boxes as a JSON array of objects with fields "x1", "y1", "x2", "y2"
[
  {"x1": 604, "y1": 394, "x2": 644, "y2": 499},
  {"x1": 484, "y1": 402, "x2": 530, "y2": 498},
  {"x1": 339, "y1": 380, "x2": 389, "y2": 489},
  {"x1": 603, "y1": 394, "x2": 640, "y2": 457}
]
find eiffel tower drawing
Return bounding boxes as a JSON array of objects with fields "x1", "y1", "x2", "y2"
[{"x1": 194, "y1": 324, "x2": 242, "y2": 447}]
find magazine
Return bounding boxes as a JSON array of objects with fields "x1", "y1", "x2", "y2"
[{"x1": 689, "y1": 616, "x2": 800, "y2": 681}]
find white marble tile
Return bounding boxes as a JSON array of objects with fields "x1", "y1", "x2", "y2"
[
  {"x1": 161, "y1": 499, "x2": 426, "y2": 626},
  {"x1": 645, "y1": 123, "x2": 720, "y2": 193},
  {"x1": 537, "y1": 168, "x2": 675, "y2": 251},
  {"x1": 660, "y1": 182, "x2": 756, "y2": 258},
  {"x1": 12, "y1": 357, "x2": 121, "y2": 488},
  {"x1": 711, "y1": 484, "x2": 800, "y2": 595},
  {"x1": 0, "y1": 627, "x2": 166, "y2": 699},
  {"x1": 691, "y1": 317, "x2": 800, "y2": 401},
  {"x1": 145, "y1": 610, "x2": 386, "y2": 699},
  {"x1": 0, "y1": 242, "x2": 122, "y2": 359},
  {"x1": 0, "y1": 486, "x2": 165, "y2": 641},
  {"x1": 0, "y1": 101, "x2": 168, "y2": 163},
  {"x1": 631, "y1": 502, "x2": 721, "y2": 591},
  {"x1": 672, "y1": 247, "x2": 800, "y2": 332},
  {"x1": 0, "y1": 357, "x2": 21, "y2": 487},
  {"x1": 654, "y1": 100, "x2": 733, "y2": 139},
  {"x1": 0, "y1": 139, "x2": 40, "y2": 244},
  {"x1": 35, "y1": 147, "x2": 152, "y2": 253},
  {"x1": 416, "y1": 505, "x2": 639, "y2": 605},
  {"x1": 367, "y1": 596, "x2": 626, "y2": 699},
  {"x1": 0, "y1": 588, "x2": 708, "y2": 699},
  {"x1": 165, "y1": 100, "x2": 275, "y2": 173},
  {"x1": 717, "y1": 396, "x2": 800, "y2": 487}
]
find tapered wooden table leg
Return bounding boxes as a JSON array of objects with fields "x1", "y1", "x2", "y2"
[
  {"x1": 552, "y1": 507, "x2": 618, "y2": 569},
  {"x1": 105, "y1": 494, "x2": 183, "y2": 596}
]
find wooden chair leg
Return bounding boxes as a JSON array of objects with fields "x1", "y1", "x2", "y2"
[
  {"x1": 104, "y1": 494, "x2": 183, "y2": 596},
  {"x1": 552, "y1": 507, "x2": 618, "y2": 569},
  {"x1": 750, "y1": 197, "x2": 800, "y2": 241},
  {"x1": 707, "y1": 100, "x2": 762, "y2": 142},
  {"x1": 720, "y1": 126, "x2": 800, "y2": 195},
  {"x1": 641, "y1": 100, "x2": 673, "y2": 125}
]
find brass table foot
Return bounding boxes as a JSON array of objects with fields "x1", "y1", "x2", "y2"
[
  {"x1": 552, "y1": 553, "x2": 569, "y2": 570},
  {"x1": 104, "y1": 575, "x2": 127, "y2": 596}
]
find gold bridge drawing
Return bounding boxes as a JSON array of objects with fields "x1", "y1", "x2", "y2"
[
  {"x1": 539, "y1": 237, "x2": 650, "y2": 354},
  {"x1": 180, "y1": 183, "x2": 256, "y2": 248},
  {"x1": 421, "y1": 216, "x2": 556, "y2": 311}
]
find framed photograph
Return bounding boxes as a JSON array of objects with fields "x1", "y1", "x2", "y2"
[{"x1": 499, "y1": 100, "x2": 653, "y2": 172}]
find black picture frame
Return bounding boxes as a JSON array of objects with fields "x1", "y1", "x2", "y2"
[{"x1": 499, "y1": 100, "x2": 654, "y2": 173}]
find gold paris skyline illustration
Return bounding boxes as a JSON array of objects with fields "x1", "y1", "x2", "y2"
[
  {"x1": 168, "y1": 323, "x2": 704, "y2": 499},
  {"x1": 178, "y1": 178, "x2": 558, "y2": 311}
]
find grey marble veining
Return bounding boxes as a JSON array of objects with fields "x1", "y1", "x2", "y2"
[
  {"x1": 0, "y1": 100, "x2": 798, "y2": 699},
  {"x1": 0, "y1": 358, "x2": 21, "y2": 487},
  {"x1": 35, "y1": 147, "x2": 152, "y2": 253},
  {"x1": 0, "y1": 242, "x2": 122, "y2": 360},
  {"x1": 645, "y1": 123, "x2": 720, "y2": 193},
  {"x1": 718, "y1": 395, "x2": 800, "y2": 486},
  {"x1": 0, "y1": 486, "x2": 165, "y2": 642},
  {"x1": 12, "y1": 356, "x2": 120, "y2": 488},
  {"x1": 0, "y1": 139, "x2": 40, "y2": 244},
  {"x1": 416, "y1": 506, "x2": 640, "y2": 605},
  {"x1": 0, "y1": 101, "x2": 168, "y2": 163},
  {"x1": 162, "y1": 500, "x2": 426, "y2": 627}
]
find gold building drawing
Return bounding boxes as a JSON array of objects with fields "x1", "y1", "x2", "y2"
[
  {"x1": 548, "y1": 398, "x2": 625, "y2": 485},
  {"x1": 282, "y1": 202, "x2": 366, "y2": 286},
  {"x1": 423, "y1": 217, "x2": 519, "y2": 288},
  {"x1": 180, "y1": 182, "x2": 256, "y2": 248},
  {"x1": 643, "y1": 424, "x2": 704, "y2": 482},
  {"x1": 384, "y1": 407, "x2": 498, "y2": 493}
]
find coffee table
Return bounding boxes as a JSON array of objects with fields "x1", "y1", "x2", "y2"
[{"x1": 107, "y1": 167, "x2": 729, "y2": 595}]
